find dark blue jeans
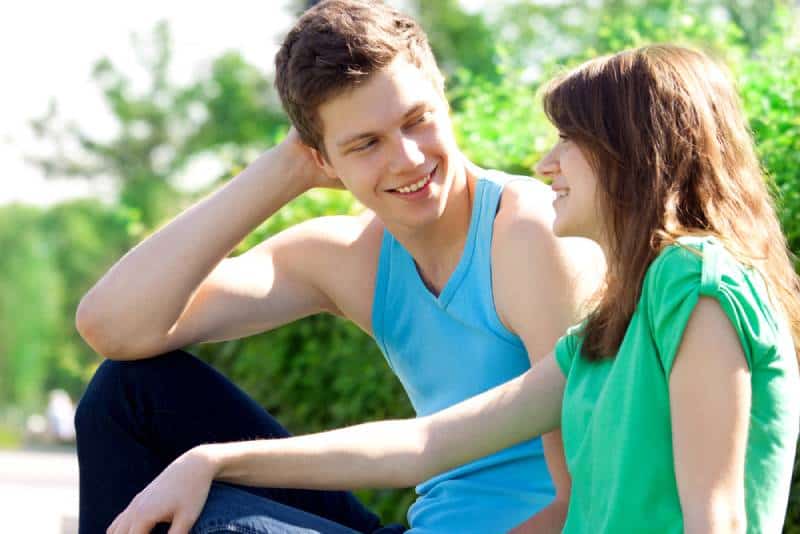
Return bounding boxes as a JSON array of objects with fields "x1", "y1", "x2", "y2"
[{"x1": 74, "y1": 350, "x2": 406, "y2": 534}]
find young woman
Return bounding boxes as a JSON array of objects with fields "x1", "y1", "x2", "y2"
[{"x1": 109, "y1": 44, "x2": 800, "y2": 534}]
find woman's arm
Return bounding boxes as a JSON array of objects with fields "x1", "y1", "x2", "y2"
[
  {"x1": 669, "y1": 297, "x2": 751, "y2": 534},
  {"x1": 109, "y1": 354, "x2": 565, "y2": 532},
  {"x1": 206, "y1": 353, "x2": 566, "y2": 489}
]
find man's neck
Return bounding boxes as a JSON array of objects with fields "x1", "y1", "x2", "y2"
[{"x1": 389, "y1": 165, "x2": 477, "y2": 296}]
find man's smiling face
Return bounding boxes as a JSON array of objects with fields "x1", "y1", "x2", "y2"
[{"x1": 312, "y1": 56, "x2": 461, "y2": 232}]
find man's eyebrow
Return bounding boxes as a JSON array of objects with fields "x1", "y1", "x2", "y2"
[{"x1": 336, "y1": 103, "x2": 429, "y2": 149}]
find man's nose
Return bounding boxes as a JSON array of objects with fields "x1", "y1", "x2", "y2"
[{"x1": 390, "y1": 134, "x2": 425, "y2": 172}]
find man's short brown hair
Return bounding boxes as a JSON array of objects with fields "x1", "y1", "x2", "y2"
[{"x1": 275, "y1": 0, "x2": 444, "y2": 157}]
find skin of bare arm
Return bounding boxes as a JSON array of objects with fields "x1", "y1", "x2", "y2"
[
  {"x1": 106, "y1": 355, "x2": 565, "y2": 533},
  {"x1": 208, "y1": 353, "x2": 565, "y2": 490},
  {"x1": 490, "y1": 177, "x2": 605, "y2": 533},
  {"x1": 670, "y1": 297, "x2": 751, "y2": 534},
  {"x1": 74, "y1": 130, "x2": 360, "y2": 361}
]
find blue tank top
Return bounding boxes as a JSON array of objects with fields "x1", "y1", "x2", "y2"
[{"x1": 372, "y1": 172, "x2": 555, "y2": 533}]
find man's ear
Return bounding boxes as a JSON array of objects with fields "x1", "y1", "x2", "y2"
[{"x1": 309, "y1": 147, "x2": 340, "y2": 181}]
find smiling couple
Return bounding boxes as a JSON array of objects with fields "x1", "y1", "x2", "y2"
[{"x1": 74, "y1": 1, "x2": 800, "y2": 533}]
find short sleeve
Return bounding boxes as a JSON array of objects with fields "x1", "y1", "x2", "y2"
[
  {"x1": 554, "y1": 323, "x2": 585, "y2": 376},
  {"x1": 646, "y1": 239, "x2": 776, "y2": 375},
  {"x1": 645, "y1": 245, "x2": 703, "y2": 374},
  {"x1": 696, "y1": 243, "x2": 778, "y2": 370}
]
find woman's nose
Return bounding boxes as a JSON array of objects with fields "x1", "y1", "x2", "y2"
[{"x1": 535, "y1": 149, "x2": 559, "y2": 178}]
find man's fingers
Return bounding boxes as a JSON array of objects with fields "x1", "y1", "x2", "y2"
[
  {"x1": 131, "y1": 516, "x2": 161, "y2": 534},
  {"x1": 129, "y1": 505, "x2": 170, "y2": 534},
  {"x1": 106, "y1": 515, "x2": 118, "y2": 534},
  {"x1": 167, "y1": 514, "x2": 195, "y2": 534},
  {"x1": 106, "y1": 509, "x2": 127, "y2": 534}
]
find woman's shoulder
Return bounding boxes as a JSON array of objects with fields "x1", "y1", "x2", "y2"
[
  {"x1": 643, "y1": 235, "x2": 749, "y2": 297},
  {"x1": 648, "y1": 234, "x2": 713, "y2": 270},
  {"x1": 644, "y1": 235, "x2": 790, "y2": 370}
]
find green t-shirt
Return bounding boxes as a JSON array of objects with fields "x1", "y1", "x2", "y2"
[{"x1": 554, "y1": 236, "x2": 800, "y2": 533}]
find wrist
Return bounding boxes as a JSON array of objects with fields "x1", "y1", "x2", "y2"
[
  {"x1": 266, "y1": 140, "x2": 316, "y2": 195},
  {"x1": 191, "y1": 443, "x2": 227, "y2": 479}
]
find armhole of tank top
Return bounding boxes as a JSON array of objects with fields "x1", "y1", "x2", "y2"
[
  {"x1": 486, "y1": 175, "x2": 528, "y2": 348},
  {"x1": 371, "y1": 229, "x2": 395, "y2": 368}
]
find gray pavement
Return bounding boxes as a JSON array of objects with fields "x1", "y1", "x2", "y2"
[{"x1": 0, "y1": 448, "x2": 79, "y2": 534}]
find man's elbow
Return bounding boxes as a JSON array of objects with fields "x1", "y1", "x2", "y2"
[
  {"x1": 75, "y1": 296, "x2": 108, "y2": 352},
  {"x1": 75, "y1": 297, "x2": 150, "y2": 361}
]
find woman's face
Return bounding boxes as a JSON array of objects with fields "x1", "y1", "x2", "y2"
[{"x1": 535, "y1": 134, "x2": 608, "y2": 249}]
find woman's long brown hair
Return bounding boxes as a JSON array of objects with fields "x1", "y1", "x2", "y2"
[{"x1": 542, "y1": 44, "x2": 800, "y2": 362}]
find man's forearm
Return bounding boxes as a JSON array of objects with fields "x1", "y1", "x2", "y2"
[{"x1": 76, "y1": 144, "x2": 309, "y2": 357}]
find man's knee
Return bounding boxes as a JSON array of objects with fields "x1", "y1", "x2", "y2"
[
  {"x1": 191, "y1": 483, "x2": 357, "y2": 534},
  {"x1": 74, "y1": 350, "x2": 192, "y2": 433},
  {"x1": 74, "y1": 358, "x2": 125, "y2": 434}
]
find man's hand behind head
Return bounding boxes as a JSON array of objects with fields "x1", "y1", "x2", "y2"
[{"x1": 276, "y1": 127, "x2": 345, "y2": 191}]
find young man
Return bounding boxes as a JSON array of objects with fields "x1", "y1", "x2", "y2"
[{"x1": 75, "y1": 1, "x2": 603, "y2": 532}]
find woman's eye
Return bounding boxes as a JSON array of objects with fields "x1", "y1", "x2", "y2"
[
  {"x1": 409, "y1": 112, "x2": 431, "y2": 127},
  {"x1": 558, "y1": 132, "x2": 569, "y2": 142}
]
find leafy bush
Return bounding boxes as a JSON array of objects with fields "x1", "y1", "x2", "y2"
[{"x1": 736, "y1": 19, "x2": 800, "y2": 533}]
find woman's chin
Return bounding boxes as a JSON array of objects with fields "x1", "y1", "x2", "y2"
[{"x1": 552, "y1": 219, "x2": 570, "y2": 238}]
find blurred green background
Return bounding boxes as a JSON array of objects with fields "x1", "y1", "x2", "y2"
[{"x1": 1, "y1": 0, "x2": 799, "y2": 529}]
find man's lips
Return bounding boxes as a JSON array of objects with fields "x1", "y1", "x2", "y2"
[{"x1": 387, "y1": 166, "x2": 437, "y2": 194}]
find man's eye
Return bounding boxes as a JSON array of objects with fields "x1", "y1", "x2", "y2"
[
  {"x1": 558, "y1": 132, "x2": 569, "y2": 142},
  {"x1": 353, "y1": 139, "x2": 377, "y2": 152}
]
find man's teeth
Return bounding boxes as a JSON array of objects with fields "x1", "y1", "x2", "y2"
[
  {"x1": 556, "y1": 190, "x2": 569, "y2": 198},
  {"x1": 396, "y1": 173, "x2": 432, "y2": 194}
]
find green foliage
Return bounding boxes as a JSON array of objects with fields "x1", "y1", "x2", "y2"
[
  {"x1": 412, "y1": 0, "x2": 500, "y2": 83},
  {"x1": 450, "y1": 61, "x2": 552, "y2": 176},
  {"x1": 0, "y1": 424, "x2": 22, "y2": 449},
  {"x1": 29, "y1": 22, "x2": 287, "y2": 228},
  {"x1": 40, "y1": 201, "x2": 139, "y2": 389},
  {"x1": 184, "y1": 52, "x2": 289, "y2": 154},
  {"x1": 738, "y1": 31, "x2": 800, "y2": 257},
  {"x1": 0, "y1": 201, "x2": 137, "y2": 409},
  {"x1": 0, "y1": 205, "x2": 60, "y2": 411},
  {"x1": 735, "y1": 18, "x2": 800, "y2": 532},
  {"x1": 477, "y1": 0, "x2": 789, "y2": 75}
]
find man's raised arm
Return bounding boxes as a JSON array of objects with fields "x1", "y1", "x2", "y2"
[{"x1": 75, "y1": 131, "x2": 342, "y2": 360}]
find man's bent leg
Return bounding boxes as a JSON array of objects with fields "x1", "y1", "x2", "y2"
[
  {"x1": 191, "y1": 482, "x2": 361, "y2": 534},
  {"x1": 75, "y1": 350, "x2": 382, "y2": 534}
]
